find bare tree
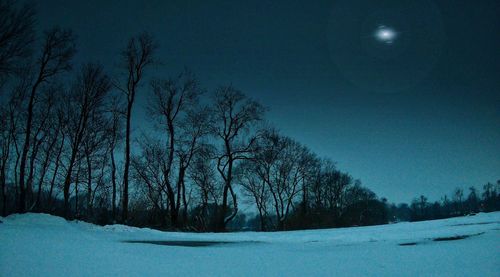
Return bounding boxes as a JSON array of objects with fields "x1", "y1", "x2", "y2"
[
  {"x1": 82, "y1": 108, "x2": 108, "y2": 218},
  {"x1": 0, "y1": 0, "x2": 35, "y2": 83},
  {"x1": 135, "y1": 71, "x2": 203, "y2": 227},
  {"x1": 131, "y1": 136, "x2": 168, "y2": 224},
  {"x1": 211, "y1": 86, "x2": 264, "y2": 231},
  {"x1": 305, "y1": 158, "x2": 351, "y2": 226},
  {"x1": 189, "y1": 150, "x2": 219, "y2": 231},
  {"x1": 0, "y1": 105, "x2": 10, "y2": 215},
  {"x1": 466, "y1": 186, "x2": 479, "y2": 213},
  {"x1": 106, "y1": 98, "x2": 123, "y2": 222},
  {"x1": 62, "y1": 63, "x2": 111, "y2": 218},
  {"x1": 3, "y1": 83, "x2": 28, "y2": 210},
  {"x1": 454, "y1": 187, "x2": 464, "y2": 214},
  {"x1": 33, "y1": 115, "x2": 59, "y2": 211},
  {"x1": 18, "y1": 27, "x2": 75, "y2": 212},
  {"x1": 25, "y1": 87, "x2": 58, "y2": 210},
  {"x1": 237, "y1": 159, "x2": 270, "y2": 231},
  {"x1": 251, "y1": 130, "x2": 310, "y2": 230},
  {"x1": 46, "y1": 108, "x2": 67, "y2": 210},
  {"x1": 28, "y1": 87, "x2": 60, "y2": 211},
  {"x1": 176, "y1": 107, "x2": 212, "y2": 223},
  {"x1": 118, "y1": 32, "x2": 156, "y2": 223}
]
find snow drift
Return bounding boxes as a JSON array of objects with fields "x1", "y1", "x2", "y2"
[{"x1": 1, "y1": 212, "x2": 499, "y2": 276}]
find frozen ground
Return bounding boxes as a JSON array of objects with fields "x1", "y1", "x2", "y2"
[{"x1": 1, "y1": 212, "x2": 499, "y2": 276}]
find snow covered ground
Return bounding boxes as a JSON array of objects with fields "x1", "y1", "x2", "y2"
[{"x1": 1, "y1": 212, "x2": 499, "y2": 276}]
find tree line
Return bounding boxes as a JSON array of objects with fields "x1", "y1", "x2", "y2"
[
  {"x1": 1, "y1": 1, "x2": 498, "y2": 232},
  {"x1": 387, "y1": 182, "x2": 500, "y2": 223}
]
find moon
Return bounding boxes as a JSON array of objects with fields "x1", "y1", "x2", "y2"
[{"x1": 375, "y1": 25, "x2": 397, "y2": 44}]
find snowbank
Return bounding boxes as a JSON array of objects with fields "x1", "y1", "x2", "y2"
[{"x1": 1, "y1": 212, "x2": 499, "y2": 276}]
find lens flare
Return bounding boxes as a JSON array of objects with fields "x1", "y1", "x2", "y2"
[{"x1": 375, "y1": 26, "x2": 397, "y2": 44}]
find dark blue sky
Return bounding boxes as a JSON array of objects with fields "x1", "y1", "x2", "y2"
[{"x1": 33, "y1": 0, "x2": 499, "y2": 203}]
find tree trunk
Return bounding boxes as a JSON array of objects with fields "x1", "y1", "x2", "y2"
[
  {"x1": 277, "y1": 219, "x2": 285, "y2": 231},
  {"x1": 48, "y1": 134, "x2": 64, "y2": 210},
  {"x1": 0, "y1": 162, "x2": 7, "y2": 217},
  {"x1": 181, "y1": 177, "x2": 188, "y2": 224},
  {"x1": 18, "y1": 73, "x2": 46, "y2": 213},
  {"x1": 86, "y1": 152, "x2": 93, "y2": 218},
  {"x1": 254, "y1": 195, "x2": 266, "y2": 231},
  {"x1": 217, "y1": 141, "x2": 235, "y2": 232},
  {"x1": 18, "y1": 89, "x2": 36, "y2": 213},
  {"x1": 219, "y1": 183, "x2": 229, "y2": 232},
  {"x1": 63, "y1": 149, "x2": 78, "y2": 218},
  {"x1": 13, "y1": 147, "x2": 20, "y2": 204},
  {"x1": 26, "y1": 137, "x2": 42, "y2": 208},
  {"x1": 122, "y1": 100, "x2": 133, "y2": 223},
  {"x1": 35, "y1": 136, "x2": 56, "y2": 211},
  {"x1": 110, "y1": 147, "x2": 117, "y2": 222},
  {"x1": 170, "y1": 208, "x2": 178, "y2": 228},
  {"x1": 75, "y1": 170, "x2": 79, "y2": 218}
]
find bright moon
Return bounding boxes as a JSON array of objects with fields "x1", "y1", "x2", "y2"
[{"x1": 375, "y1": 26, "x2": 397, "y2": 44}]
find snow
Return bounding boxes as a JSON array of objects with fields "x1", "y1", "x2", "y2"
[{"x1": 1, "y1": 212, "x2": 499, "y2": 276}]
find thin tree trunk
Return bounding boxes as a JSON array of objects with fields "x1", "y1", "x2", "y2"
[
  {"x1": 86, "y1": 151, "x2": 92, "y2": 218},
  {"x1": 48, "y1": 134, "x2": 64, "y2": 209},
  {"x1": 254, "y1": 190, "x2": 266, "y2": 231},
  {"x1": 18, "y1": 71, "x2": 47, "y2": 213},
  {"x1": 122, "y1": 101, "x2": 132, "y2": 223},
  {"x1": 26, "y1": 138, "x2": 40, "y2": 208},
  {"x1": 0, "y1": 161, "x2": 7, "y2": 217},
  {"x1": 110, "y1": 147, "x2": 117, "y2": 222},
  {"x1": 219, "y1": 149, "x2": 237, "y2": 231},
  {"x1": 226, "y1": 182, "x2": 238, "y2": 225},
  {"x1": 0, "y1": 134, "x2": 10, "y2": 216},
  {"x1": 63, "y1": 150, "x2": 78, "y2": 218},
  {"x1": 220, "y1": 184, "x2": 229, "y2": 231},
  {"x1": 18, "y1": 86, "x2": 37, "y2": 212},
  {"x1": 34, "y1": 134, "x2": 57, "y2": 211},
  {"x1": 181, "y1": 173, "x2": 188, "y2": 224},
  {"x1": 13, "y1": 147, "x2": 20, "y2": 205},
  {"x1": 75, "y1": 167, "x2": 79, "y2": 218},
  {"x1": 64, "y1": 110, "x2": 89, "y2": 218}
]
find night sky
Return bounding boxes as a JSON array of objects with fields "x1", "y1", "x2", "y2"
[{"x1": 30, "y1": 0, "x2": 499, "y2": 203}]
